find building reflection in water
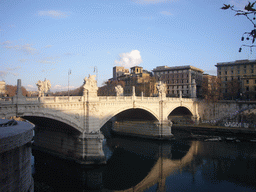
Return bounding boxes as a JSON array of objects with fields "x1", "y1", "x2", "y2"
[{"x1": 33, "y1": 136, "x2": 256, "y2": 192}]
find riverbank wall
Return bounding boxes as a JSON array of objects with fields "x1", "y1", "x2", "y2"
[
  {"x1": 172, "y1": 124, "x2": 256, "y2": 140},
  {"x1": 198, "y1": 100, "x2": 256, "y2": 128},
  {"x1": 112, "y1": 121, "x2": 173, "y2": 140}
]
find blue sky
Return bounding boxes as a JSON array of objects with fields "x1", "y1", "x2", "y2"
[{"x1": 1, "y1": 0, "x2": 255, "y2": 92}]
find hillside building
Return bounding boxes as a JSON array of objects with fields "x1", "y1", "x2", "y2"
[{"x1": 112, "y1": 66, "x2": 157, "y2": 96}]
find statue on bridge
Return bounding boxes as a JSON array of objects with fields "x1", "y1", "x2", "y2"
[
  {"x1": 115, "y1": 85, "x2": 123, "y2": 96},
  {"x1": 36, "y1": 79, "x2": 51, "y2": 97},
  {"x1": 156, "y1": 81, "x2": 166, "y2": 99},
  {"x1": 83, "y1": 75, "x2": 98, "y2": 97}
]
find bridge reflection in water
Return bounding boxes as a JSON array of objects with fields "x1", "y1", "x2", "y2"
[{"x1": 33, "y1": 134, "x2": 256, "y2": 192}]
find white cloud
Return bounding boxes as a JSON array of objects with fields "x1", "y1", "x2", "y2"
[
  {"x1": 19, "y1": 59, "x2": 29, "y2": 63},
  {"x1": 44, "y1": 45, "x2": 53, "y2": 48},
  {"x1": 64, "y1": 52, "x2": 72, "y2": 56},
  {"x1": 21, "y1": 44, "x2": 37, "y2": 54},
  {"x1": 115, "y1": 50, "x2": 143, "y2": 68},
  {"x1": 38, "y1": 10, "x2": 68, "y2": 19},
  {"x1": 38, "y1": 57, "x2": 59, "y2": 65},
  {"x1": 2, "y1": 41, "x2": 37, "y2": 55},
  {"x1": 6, "y1": 66, "x2": 21, "y2": 71},
  {"x1": 0, "y1": 71, "x2": 8, "y2": 78},
  {"x1": 0, "y1": 67, "x2": 21, "y2": 78},
  {"x1": 160, "y1": 11, "x2": 173, "y2": 15},
  {"x1": 1, "y1": 40, "x2": 11, "y2": 45},
  {"x1": 133, "y1": 0, "x2": 177, "y2": 4}
]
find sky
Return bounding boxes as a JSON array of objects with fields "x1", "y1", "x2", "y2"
[{"x1": 1, "y1": 0, "x2": 255, "y2": 92}]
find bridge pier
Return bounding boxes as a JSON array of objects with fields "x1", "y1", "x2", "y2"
[
  {"x1": 33, "y1": 125, "x2": 106, "y2": 164},
  {"x1": 81, "y1": 133, "x2": 106, "y2": 164}
]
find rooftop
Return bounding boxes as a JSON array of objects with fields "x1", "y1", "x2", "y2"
[
  {"x1": 215, "y1": 59, "x2": 256, "y2": 66},
  {"x1": 153, "y1": 65, "x2": 204, "y2": 73}
]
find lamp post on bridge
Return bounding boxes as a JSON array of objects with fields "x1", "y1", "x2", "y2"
[
  {"x1": 68, "y1": 69, "x2": 71, "y2": 97},
  {"x1": 94, "y1": 66, "x2": 98, "y2": 86}
]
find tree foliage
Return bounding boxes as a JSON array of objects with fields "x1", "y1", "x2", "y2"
[
  {"x1": 98, "y1": 80, "x2": 125, "y2": 96},
  {"x1": 221, "y1": 1, "x2": 256, "y2": 52},
  {"x1": 53, "y1": 86, "x2": 83, "y2": 96},
  {"x1": 202, "y1": 76, "x2": 222, "y2": 102},
  {"x1": 226, "y1": 79, "x2": 241, "y2": 100},
  {"x1": 5, "y1": 85, "x2": 28, "y2": 97}
]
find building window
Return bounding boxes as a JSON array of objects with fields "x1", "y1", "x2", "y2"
[
  {"x1": 246, "y1": 80, "x2": 249, "y2": 84},
  {"x1": 244, "y1": 69, "x2": 246, "y2": 74},
  {"x1": 225, "y1": 77, "x2": 227, "y2": 81},
  {"x1": 251, "y1": 69, "x2": 254, "y2": 74},
  {"x1": 238, "y1": 70, "x2": 240, "y2": 74},
  {"x1": 225, "y1": 71, "x2": 227, "y2": 75},
  {"x1": 244, "y1": 65, "x2": 247, "y2": 69},
  {"x1": 231, "y1": 70, "x2": 233, "y2": 74},
  {"x1": 246, "y1": 86, "x2": 249, "y2": 91},
  {"x1": 238, "y1": 76, "x2": 240, "y2": 80}
]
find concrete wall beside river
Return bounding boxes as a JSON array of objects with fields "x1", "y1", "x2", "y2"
[{"x1": 198, "y1": 101, "x2": 256, "y2": 127}]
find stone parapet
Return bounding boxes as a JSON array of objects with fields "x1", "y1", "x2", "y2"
[{"x1": 0, "y1": 119, "x2": 34, "y2": 192}]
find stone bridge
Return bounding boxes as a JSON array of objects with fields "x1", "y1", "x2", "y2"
[{"x1": 0, "y1": 79, "x2": 200, "y2": 164}]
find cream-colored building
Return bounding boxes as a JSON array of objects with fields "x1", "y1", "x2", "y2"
[
  {"x1": 152, "y1": 65, "x2": 203, "y2": 98},
  {"x1": 215, "y1": 59, "x2": 256, "y2": 100},
  {"x1": 0, "y1": 81, "x2": 7, "y2": 96},
  {"x1": 113, "y1": 66, "x2": 130, "y2": 80},
  {"x1": 115, "y1": 66, "x2": 157, "y2": 96}
]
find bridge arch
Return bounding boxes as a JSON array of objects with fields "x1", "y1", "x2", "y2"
[
  {"x1": 6, "y1": 109, "x2": 84, "y2": 133},
  {"x1": 167, "y1": 106, "x2": 194, "y2": 124},
  {"x1": 99, "y1": 106, "x2": 160, "y2": 129},
  {"x1": 22, "y1": 115, "x2": 82, "y2": 134}
]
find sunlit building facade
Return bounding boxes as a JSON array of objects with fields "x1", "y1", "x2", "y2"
[
  {"x1": 152, "y1": 65, "x2": 203, "y2": 98},
  {"x1": 215, "y1": 59, "x2": 256, "y2": 100}
]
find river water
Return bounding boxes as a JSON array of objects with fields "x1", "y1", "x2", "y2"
[{"x1": 32, "y1": 134, "x2": 256, "y2": 192}]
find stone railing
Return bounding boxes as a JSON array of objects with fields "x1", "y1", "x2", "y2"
[{"x1": 0, "y1": 95, "x2": 196, "y2": 105}]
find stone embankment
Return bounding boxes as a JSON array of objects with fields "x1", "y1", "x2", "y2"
[
  {"x1": 202, "y1": 108, "x2": 256, "y2": 129},
  {"x1": 172, "y1": 124, "x2": 256, "y2": 141},
  {"x1": 112, "y1": 120, "x2": 173, "y2": 139}
]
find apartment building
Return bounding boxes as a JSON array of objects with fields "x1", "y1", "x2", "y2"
[
  {"x1": 215, "y1": 59, "x2": 256, "y2": 100},
  {"x1": 152, "y1": 65, "x2": 204, "y2": 98}
]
